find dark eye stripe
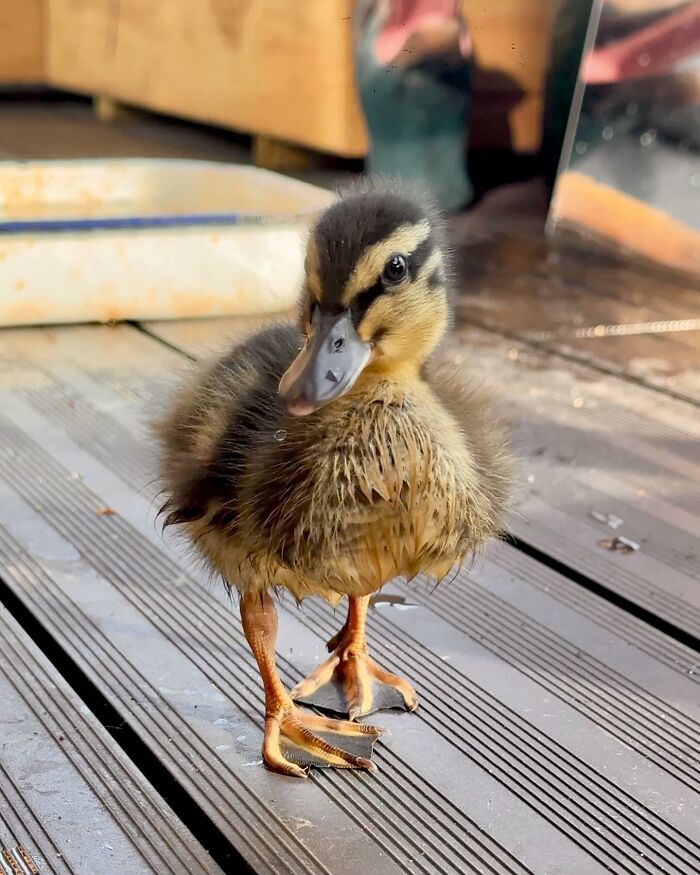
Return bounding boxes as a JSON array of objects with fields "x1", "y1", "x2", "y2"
[
  {"x1": 351, "y1": 279, "x2": 384, "y2": 324},
  {"x1": 408, "y1": 234, "x2": 435, "y2": 279}
]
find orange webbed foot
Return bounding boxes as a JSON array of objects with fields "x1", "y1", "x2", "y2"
[
  {"x1": 291, "y1": 630, "x2": 418, "y2": 720},
  {"x1": 262, "y1": 699, "x2": 384, "y2": 777}
]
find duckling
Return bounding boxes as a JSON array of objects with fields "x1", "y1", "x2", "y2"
[{"x1": 157, "y1": 182, "x2": 512, "y2": 777}]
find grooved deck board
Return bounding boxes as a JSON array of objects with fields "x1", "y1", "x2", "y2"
[
  {"x1": 0, "y1": 604, "x2": 222, "y2": 875},
  {"x1": 142, "y1": 317, "x2": 700, "y2": 639},
  {"x1": 0, "y1": 324, "x2": 698, "y2": 873}
]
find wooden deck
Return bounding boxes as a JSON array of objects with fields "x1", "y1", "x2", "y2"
[
  {"x1": 1, "y1": 95, "x2": 700, "y2": 875},
  {"x1": 1, "y1": 239, "x2": 700, "y2": 874}
]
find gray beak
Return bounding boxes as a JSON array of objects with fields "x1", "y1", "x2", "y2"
[{"x1": 279, "y1": 308, "x2": 372, "y2": 416}]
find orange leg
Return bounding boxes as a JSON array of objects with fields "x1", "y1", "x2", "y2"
[
  {"x1": 240, "y1": 591, "x2": 382, "y2": 777},
  {"x1": 291, "y1": 595, "x2": 418, "y2": 719}
]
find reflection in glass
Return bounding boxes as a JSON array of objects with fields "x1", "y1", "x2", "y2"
[{"x1": 549, "y1": 0, "x2": 700, "y2": 277}]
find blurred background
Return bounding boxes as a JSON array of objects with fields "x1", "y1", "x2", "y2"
[
  {"x1": 0, "y1": 0, "x2": 698, "y2": 351},
  {"x1": 1, "y1": 1, "x2": 697, "y2": 273}
]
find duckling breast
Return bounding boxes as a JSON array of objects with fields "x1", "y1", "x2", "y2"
[{"x1": 238, "y1": 379, "x2": 507, "y2": 594}]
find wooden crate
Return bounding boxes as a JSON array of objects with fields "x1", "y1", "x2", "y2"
[
  {"x1": 46, "y1": 0, "x2": 368, "y2": 157},
  {"x1": 0, "y1": 0, "x2": 45, "y2": 82}
]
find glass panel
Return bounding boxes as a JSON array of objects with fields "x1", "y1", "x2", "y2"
[{"x1": 548, "y1": 0, "x2": 700, "y2": 277}]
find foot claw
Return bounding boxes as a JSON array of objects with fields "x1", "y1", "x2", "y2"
[{"x1": 358, "y1": 757, "x2": 378, "y2": 774}]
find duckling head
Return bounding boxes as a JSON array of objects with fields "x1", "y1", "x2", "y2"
[{"x1": 279, "y1": 185, "x2": 450, "y2": 416}]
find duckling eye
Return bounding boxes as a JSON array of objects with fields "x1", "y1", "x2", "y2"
[{"x1": 382, "y1": 254, "x2": 407, "y2": 284}]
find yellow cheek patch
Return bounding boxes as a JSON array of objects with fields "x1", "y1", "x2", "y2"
[
  {"x1": 342, "y1": 220, "x2": 432, "y2": 304},
  {"x1": 356, "y1": 298, "x2": 391, "y2": 342}
]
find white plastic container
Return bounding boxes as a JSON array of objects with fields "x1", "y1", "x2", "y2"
[{"x1": 0, "y1": 159, "x2": 335, "y2": 327}]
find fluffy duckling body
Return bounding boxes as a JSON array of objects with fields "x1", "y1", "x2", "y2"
[{"x1": 158, "y1": 184, "x2": 512, "y2": 777}]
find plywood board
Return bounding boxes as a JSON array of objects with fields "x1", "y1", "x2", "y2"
[
  {"x1": 0, "y1": 0, "x2": 45, "y2": 82},
  {"x1": 46, "y1": 0, "x2": 367, "y2": 158}
]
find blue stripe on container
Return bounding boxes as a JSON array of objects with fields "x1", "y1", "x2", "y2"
[{"x1": 0, "y1": 212, "x2": 248, "y2": 234}]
